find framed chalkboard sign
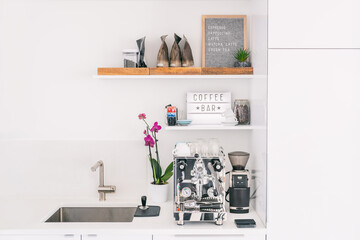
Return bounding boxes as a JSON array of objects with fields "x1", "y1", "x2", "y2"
[{"x1": 202, "y1": 15, "x2": 247, "y2": 67}]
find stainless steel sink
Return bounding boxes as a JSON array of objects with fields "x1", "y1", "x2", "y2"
[{"x1": 45, "y1": 207, "x2": 137, "y2": 222}]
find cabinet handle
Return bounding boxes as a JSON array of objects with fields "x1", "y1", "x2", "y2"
[
  {"x1": 174, "y1": 234, "x2": 245, "y2": 238},
  {"x1": 86, "y1": 234, "x2": 98, "y2": 237},
  {"x1": 64, "y1": 234, "x2": 75, "y2": 238}
]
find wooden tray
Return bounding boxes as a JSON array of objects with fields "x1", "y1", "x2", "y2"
[
  {"x1": 98, "y1": 68, "x2": 149, "y2": 75},
  {"x1": 150, "y1": 67, "x2": 201, "y2": 75},
  {"x1": 201, "y1": 67, "x2": 253, "y2": 75}
]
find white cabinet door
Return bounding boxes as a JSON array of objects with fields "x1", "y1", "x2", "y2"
[
  {"x1": 153, "y1": 235, "x2": 265, "y2": 240},
  {"x1": 268, "y1": 49, "x2": 360, "y2": 240},
  {"x1": 0, "y1": 234, "x2": 79, "y2": 240},
  {"x1": 269, "y1": 0, "x2": 360, "y2": 48},
  {"x1": 82, "y1": 234, "x2": 151, "y2": 240}
]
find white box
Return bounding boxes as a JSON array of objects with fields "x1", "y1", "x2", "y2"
[{"x1": 186, "y1": 92, "x2": 231, "y2": 125}]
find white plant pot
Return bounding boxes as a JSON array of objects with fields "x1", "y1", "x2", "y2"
[{"x1": 149, "y1": 183, "x2": 169, "y2": 203}]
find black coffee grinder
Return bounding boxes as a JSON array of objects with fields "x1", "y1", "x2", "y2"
[{"x1": 227, "y1": 151, "x2": 250, "y2": 213}]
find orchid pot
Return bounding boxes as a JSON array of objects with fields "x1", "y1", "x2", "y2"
[{"x1": 149, "y1": 182, "x2": 169, "y2": 203}]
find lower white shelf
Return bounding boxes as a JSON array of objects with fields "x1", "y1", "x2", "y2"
[{"x1": 165, "y1": 125, "x2": 254, "y2": 131}]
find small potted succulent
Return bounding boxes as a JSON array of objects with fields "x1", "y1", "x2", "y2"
[
  {"x1": 234, "y1": 48, "x2": 251, "y2": 67},
  {"x1": 138, "y1": 113, "x2": 173, "y2": 203}
]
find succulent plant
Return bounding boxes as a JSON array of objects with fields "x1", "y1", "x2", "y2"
[{"x1": 234, "y1": 48, "x2": 251, "y2": 62}]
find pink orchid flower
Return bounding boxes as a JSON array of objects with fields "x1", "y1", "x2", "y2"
[
  {"x1": 150, "y1": 122, "x2": 162, "y2": 133},
  {"x1": 138, "y1": 113, "x2": 146, "y2": 120},
  {"x1": 144, "y1": 134, "x2": 155, "y2": 148}
]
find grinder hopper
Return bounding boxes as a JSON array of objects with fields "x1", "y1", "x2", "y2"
[{"x1": 228, "y1": 151, "x2": 250, "y2": 170}]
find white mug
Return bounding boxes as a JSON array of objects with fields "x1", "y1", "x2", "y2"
[{"x1": 222, "y1": 108, "x2": 237, "y2": 122}]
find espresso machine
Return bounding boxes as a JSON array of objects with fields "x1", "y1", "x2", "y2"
[
  {"x1": 227, "y1": 151, "x2": 251, "y2": 214},
  {"x1": 173, "y1": 142, "x2": 227, "y2": 225}
]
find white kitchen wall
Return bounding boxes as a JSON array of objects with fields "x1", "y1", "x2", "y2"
[
  {"x1": 0, "y1": 0, "x2": 251, "y2": 140},
  {"x1": 0, "y1": 0, "x2": 261, "y2": 202},
  {"x1": 0, "y1": 133, "x2": 251, "y2": 201}
]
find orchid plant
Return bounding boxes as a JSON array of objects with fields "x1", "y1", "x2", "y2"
[{"x1": 138, "y1": 113, "x2": 173, "y2": 185}]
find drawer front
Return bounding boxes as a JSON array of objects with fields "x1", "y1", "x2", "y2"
[
  {"x1": 0, "y1": 234, "x2": 80, "y2": 240},
  {"x1": 153, "y1": 234, "x2": 265, "y2": 240},
  {"x1": 82, "y1": 234, "x2": 151, "y2": 240}
]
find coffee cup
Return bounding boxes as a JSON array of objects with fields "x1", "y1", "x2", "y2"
[{"x1": 222, "y1": 108, "x2": 237, "y2": 122}]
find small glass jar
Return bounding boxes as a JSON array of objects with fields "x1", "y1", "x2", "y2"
[
  {"x1": 122, "y1": 49, "x2": 139, "y2": 68},
  {"x1": 234, "y1": 99, "x2": 250, "y2": 125}
]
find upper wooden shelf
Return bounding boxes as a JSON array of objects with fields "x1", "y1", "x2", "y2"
[
  {"x1": 94, "y1": 75, "x2": 257, "y2": 79},
  {"x1": 97, "y1": 67, "x2": 253, "y2": 76}
]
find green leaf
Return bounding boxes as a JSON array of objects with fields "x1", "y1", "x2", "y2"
[
  {"x1": 149, "y1": 157, "x2": 158, "y2": 183},
  {"x1": 150, "y1": 158, "x2": 162, "y2": 181},
  {"x1": 163, "y1": 162, "x2": 173, "y2": 176},
  {"x1": 161, "y1": 171, "x2": 173, "y2": 183},
  {"x1": 234, "y1": 48, "x2": 251, "y2": 62},
  {"x1": 160, "y1": 162, "x2": 174, "y2": 183},
  {"x1": 157, "y1": 160, "x2": 162, "y2": 177}
]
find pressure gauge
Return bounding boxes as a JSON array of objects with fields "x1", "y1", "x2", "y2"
[
  {"x1": 181, "y1": 187, "x2": 192, "y2": 198},
  {"x1": 207, "y1": 188, "x2": 215, "y2": 198}
]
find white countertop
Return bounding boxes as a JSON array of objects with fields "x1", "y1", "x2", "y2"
[{"x1": 0, "y1": 197, "x2": 266, "y2": 235}]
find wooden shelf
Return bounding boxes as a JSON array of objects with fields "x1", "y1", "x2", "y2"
[
  {"x1": 97, "y1": 68, "x2": 149, "y2": 75},
  {"x1": 165, "y1": 125, "x2": 254, "y2": 131},
  {"x1": 97, "y1": 67, "x2": 253, "y2": 76},
  {"x1": 202, "y1": 67, "x2": 253, "y2": 75},
  {"x1": 150, "y1": 67, "x2": 202, "y2": 75},
  {"x1": 94, "y1": 74, "x2": 257, "y2": 79}
]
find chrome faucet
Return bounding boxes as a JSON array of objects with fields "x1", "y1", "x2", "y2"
[{"x1": 91, "y1": 160, "x2": 116, "y2": 201}]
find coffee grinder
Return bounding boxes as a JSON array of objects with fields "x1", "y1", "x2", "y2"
[{"x1": 227, "y1": 151, "x2": 250, "y2": 213}]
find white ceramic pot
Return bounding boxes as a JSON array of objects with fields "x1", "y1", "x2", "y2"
[{"x1": 149, "y1": 183, "x2": 169, "y2": 203}]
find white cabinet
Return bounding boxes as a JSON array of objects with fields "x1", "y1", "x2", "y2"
[
  {"x1": 153, "y1": 235, "x2": 265, "y2": 240},
  {"x1": 268, "y1": 49, "x2": 360, "y2": 240},
  {"x1": 1, "y1": 234, "x2": 264, "y2": 240},
  {"x1": 0, "y1": 234, "x2": 80, "y2": 240},
  {"x1": 82, "y1": 234, "x2": 151, "y2": 240},
  {"x1": 269, "y1": 0, "x2": 360, "y2": 48}
]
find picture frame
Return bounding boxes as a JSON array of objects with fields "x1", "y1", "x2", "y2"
[{"x1": 202, "y1": 15, "x2": 247, "y2": 67}]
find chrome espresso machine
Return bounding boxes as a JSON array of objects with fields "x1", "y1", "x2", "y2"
[{"x1": 173, "y1": 142, "x2": 227, "y2": 225}]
